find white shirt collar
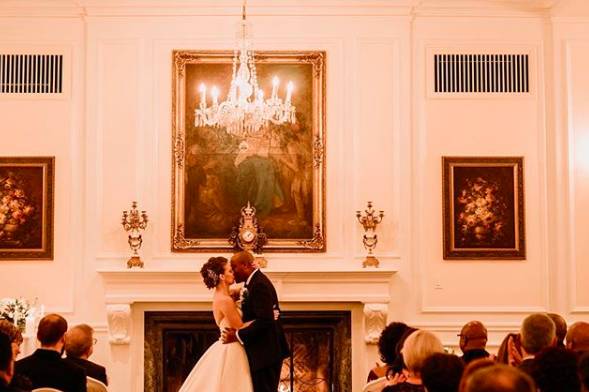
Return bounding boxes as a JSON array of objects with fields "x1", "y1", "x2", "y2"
[{"x1": 246, "y1": 268, "x2": 259, "y2": 286}]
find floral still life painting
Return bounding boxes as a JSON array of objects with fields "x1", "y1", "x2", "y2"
[
  {"x1": 0, "y1": 157, "x2": 54, "y2": 260},
  {"x1": 442, "y1": 157, "x2": 525, "y2": 259}
]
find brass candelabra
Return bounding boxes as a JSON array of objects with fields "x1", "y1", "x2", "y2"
[
  {"x1": 121, "y1": 201, "x2": 148, "y2": 268},
  {"x1": 356, "y1": 201, "x2": 384, "y2": 268}
]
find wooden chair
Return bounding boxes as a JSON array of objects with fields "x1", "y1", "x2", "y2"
[
  {"x1": 32, "y1": 389, "x2": 64, "y2": 392},
  {"x1": 87, "y1": 376, "x2": 108, "y2": 392}
]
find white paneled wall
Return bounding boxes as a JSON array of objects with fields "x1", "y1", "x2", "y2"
[{"x1": 1, "y1": 1, "x2": 589, "y2": 391}]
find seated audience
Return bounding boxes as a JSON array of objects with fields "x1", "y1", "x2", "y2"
[
  {"x1": 497, "y1": 333, "x2": 523, "y2": 366},
  {"x1": 383, "y1": 330, "x2": 444, "y2": 392},
  {"x1": 368, "y1": 322, "x2": 411, "y2": 382},
  {"x1": 579, "y1": 352, "x2": 589, "y2": 392},
  {"x1": 463, "y1": 364, "x2": 535, "y2": 392},
  {"x1": 0, "y1": 332, "x2": 17, "y2": 392},
  {"x1": 566, "y1": 321, "x2": 589, "y2": 356},
  {"x1": 518, "y1": 313, "x2": 556, "y2": 377},
  {"x1": 391, "y1": 327, "x2": 418, "y2": 375},
  {"x1": 421, "y1": 353, "x2": 464, "y2": 392},
  {"x1": 458, "y1": 321, "x2": 490, "y2": 364},
  {"x1": 458, "y1": 358, "x2": 495, "y2": 392},
  {"x1": 16, "y1": 314, "x2": 87, "y2": 392},
  {"x1": 0, "y1": 322, "x2": 22, "y2": 361},
  {"x1": 532, "y1": 346, "x2": 580, "y2": 392},
  {"x1": 65, "y1": 324, "x2": 108, "y2": 385},
  {"x1": 0, "y1": 322, "x2": 31, "y2": 391},
  {"x1": 547, "y1": 313, "x2": 568, "y2": 348}
]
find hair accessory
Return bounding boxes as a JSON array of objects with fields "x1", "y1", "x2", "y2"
[{"x1": 207, "y1": 269, "x2": 219, "y2": 286}]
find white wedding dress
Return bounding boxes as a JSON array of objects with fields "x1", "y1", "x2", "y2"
[{"x1": 178, "y1": 315, "x2": 254, "y2": 392}]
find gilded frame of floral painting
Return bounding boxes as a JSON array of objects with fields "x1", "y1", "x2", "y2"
[
  {"x1": 0, "y1": 157, "x2": 54, "y2": 260},
  {"x1": 171, "y1": 50, "x2": 326, "y2": 252},
  {"x1": 442, "y1": 157, "x2": 525, "y2": 260}
]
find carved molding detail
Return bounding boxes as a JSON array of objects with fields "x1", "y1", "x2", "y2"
[
  {"x1": 106, "y1": 304, "x2": 132, "y2": 345},
  {"x1": 297, "y1": 224, "x2": 324, "y2": 249},
  {"x1": 363, "y1": 303, "x2": 388, "y2": 344}
]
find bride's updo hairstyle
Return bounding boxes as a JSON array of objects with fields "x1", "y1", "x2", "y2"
[{"x1": 200, "y1": 256, "x2": 227, "y2": 289}]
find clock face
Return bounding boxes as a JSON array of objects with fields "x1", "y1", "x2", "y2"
[{"x1": 241, "y1": 229, "x2": 255, "y2": 243}]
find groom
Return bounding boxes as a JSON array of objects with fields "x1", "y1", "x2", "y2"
[{"x1": 222, "y1": 251, "x2": 290, "y2": 392}]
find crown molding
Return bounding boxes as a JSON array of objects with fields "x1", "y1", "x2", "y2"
[
  {"x1": 413, "y1": 0, "x2": 557, "y2": 17},
  {"x1": 0, "y1": 0, "x2": 563, "y2": 18}
]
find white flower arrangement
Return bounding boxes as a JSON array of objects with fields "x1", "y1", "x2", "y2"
[{"x1": 0, "y1": 297, "x2": 33, "y2": 331}]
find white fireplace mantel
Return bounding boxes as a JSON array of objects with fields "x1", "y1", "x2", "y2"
[{"x1": 98, "y1": 265, "x2": 397, "y2": 345}]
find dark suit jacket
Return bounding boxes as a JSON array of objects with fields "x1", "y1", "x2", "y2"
[
  {"x1": 518, "y1": 357, "x2": 536, "y2": 376},
  {"x1": 65, "y1": 357, "x2": 108, "y2": 386},
  {"x1": 15, "y1": 349, "x2": 87, "y2": 392},
  {"x1": 0, "y1": 378, "x2": 26, "y2": 392},
  {"x1": 238, "y1": 270, "x2": 290, "y2": 372},
  {"x1": 461, "y1": 348, "x2": 491, "y2": 364}
]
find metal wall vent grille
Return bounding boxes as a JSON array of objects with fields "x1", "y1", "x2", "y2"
[
  {"x1": 434, "y1": 54, "x2": 529, "y2": 93},
  {"x1": 0, "y1": 54, "x2": 63, "y2": 94}
]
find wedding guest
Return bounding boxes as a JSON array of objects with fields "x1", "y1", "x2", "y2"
[
  {"x1": 458, "y1": 321, "x2": 490, "y2": 364},
  {"x1": 382, "y1": 330, "x2": 444, "y2": 392},
  {"x1": 65, "y1": 324, "x2": 108, "y2": 385},
  {"x1": 391, "y1": 327, "x2": 418, "y2": 374},
  {"x1": 463, "y1": 364, "x2": 535, "y2": 392},
  {"x1": 518, "y1": 313, "x2": 556, "y2": 377},
  {"x1": 0, "y1": 322, "x2": 21, "y2": 362},
  {"x1": 421, "y1": 353, "x2": 464, "y2": 392},
  {"x1": 532, "y1": 347, "x2": 580, "y2": 392},
  {"x1": 566, "y1": 322, "x2": 589, "y2": 356},
  {"x1": 367, "y1": 322, "x2": 411, "y2": 382},
  {"x1": 497, "y1": 332, "x2": 523, "y2": 366},
  {"x1": 547, "y1": 313, "x2": 568, "y2": 348},
  {"x1": 0, "y1": 331, "x2": 28, "y2": 392},
  {"x1": 579, "y1": 352, "x2": 589, "y2": 392},
  {"x1": 0, "y1": 322, "x2": 31, "y2": 391},
  {"x1": 458, "y1": 358, "x2": 495, "y2": 392},
  {"x1": 16, "y1": 314, "x2": 86, "y2": 392}
]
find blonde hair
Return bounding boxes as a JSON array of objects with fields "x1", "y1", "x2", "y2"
[{"x1": 402, "y1": 330, "x2": 444, "y2": 375}]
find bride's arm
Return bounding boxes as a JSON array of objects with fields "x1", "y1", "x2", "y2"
[{"x1": 218, "y1": 296, "x2": 246, "y2": 329}]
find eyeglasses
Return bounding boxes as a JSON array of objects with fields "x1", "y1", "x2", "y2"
[{"x1": 93, "y1": 338, "x2": 98, "y2": 345}]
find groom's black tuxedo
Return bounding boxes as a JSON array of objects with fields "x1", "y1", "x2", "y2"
[{"x1": 238, "y1": 269, "x2": 289, "y2": 391}]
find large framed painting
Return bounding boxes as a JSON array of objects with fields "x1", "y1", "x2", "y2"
[
  {"x1": 442, "y1": 157, "x2": 525, "y2": 259},
  {"x1": 0, "y1": 157, "x2": 54, "y2": 260},
  {"x1": 172, "y1": 50, "x2": 326, "y2": 252}
]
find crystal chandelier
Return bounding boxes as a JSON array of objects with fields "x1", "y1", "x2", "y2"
[{"x1": 194, "y1": 0, "x2": 296, "y2": 137}]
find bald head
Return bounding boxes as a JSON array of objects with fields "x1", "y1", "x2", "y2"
[
  {"x1": 465, "y1": 364, "x2": 535, "y2": 392},
  {"x1": 65, "y1": 324, "x2": 94, "y2": 359},
  {"x1": 566, "y1": 322, "x2": 589, "y2": 352},
  {"x1": 230, "y1": 251, "x2": 256, "y2": 283},
  {"x1": 460, "y1": 321, "x2": 488, "y2": 352},
  {"x1": 37, "y1": 314, "x2": 68, "y2": 348}
]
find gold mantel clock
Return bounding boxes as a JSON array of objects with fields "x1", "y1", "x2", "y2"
[{"x1": 229, "y1": 202, "x2": 268, "y2": 267}]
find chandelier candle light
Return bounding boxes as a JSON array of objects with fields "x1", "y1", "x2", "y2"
[
  {"x1": 121, "y1": 201, "x2": 148, "y2": 268},
  {"x1": 356, "y1": 201, "x2": 385, "y2": 268},
  {"x1": 194, "y1": 0, "x2": 296, "y2": 137}
]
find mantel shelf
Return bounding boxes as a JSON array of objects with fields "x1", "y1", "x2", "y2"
[{"x1": 97, "y1": 265, "x2": 397, "y2": 305}]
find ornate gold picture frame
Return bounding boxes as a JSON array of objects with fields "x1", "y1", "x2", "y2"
[
  {"x1": 0, "y1": 157, "x2": 54, "y2": 260},
  {"x1": 172, "y1": 50, "x2": 326, "y2": 252},
  {"x1": 442, "y1": 157, "x2": 525, "y2": 260}
]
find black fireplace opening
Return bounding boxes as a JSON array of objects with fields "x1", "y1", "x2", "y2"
[{"x1": 144, "y1": 310, "x2": 352, "y2": 392}]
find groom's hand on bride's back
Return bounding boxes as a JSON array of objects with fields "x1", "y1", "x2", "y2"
[{"x1": 221, "y1": 327, "x2": 237, "y2": 344}]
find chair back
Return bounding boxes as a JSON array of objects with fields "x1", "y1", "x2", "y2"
[
  {"x1": 362, "y1": 376, "x2": 387, "y2": 392},
  {"x1": 32, "y1": 389, "x2": 64, "y2": 392},
  {"x1": 87, "y1": 376, "x2": 108, "y2": 392}
]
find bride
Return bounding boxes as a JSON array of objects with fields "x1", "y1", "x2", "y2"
[{"x1": 178, "y1": 256, "x2": 254, "y2": 392}]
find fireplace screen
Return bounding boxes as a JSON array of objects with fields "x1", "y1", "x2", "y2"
[{"x1": 144, "y1": 311, "x2": 351, "y2": 392}]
